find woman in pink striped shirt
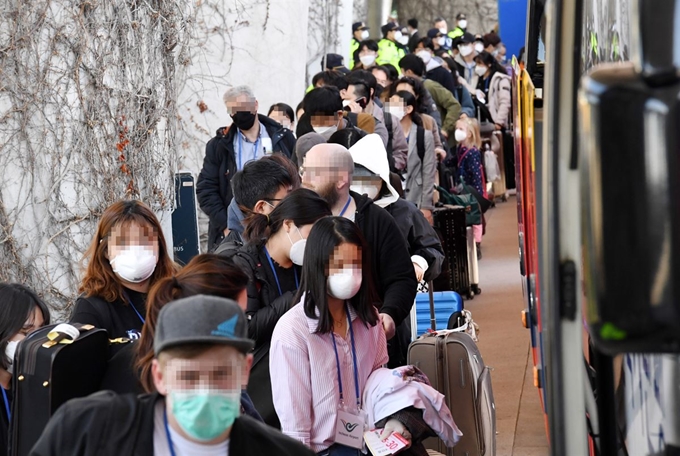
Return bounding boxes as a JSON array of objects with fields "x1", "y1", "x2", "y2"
[{"x1": 270, "y1": 217, "x2": 389, "y2": 455}]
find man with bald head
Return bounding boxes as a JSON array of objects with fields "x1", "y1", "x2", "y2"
[{"x1": 302, "y1": 143, "x2": 417, "y2": 367}]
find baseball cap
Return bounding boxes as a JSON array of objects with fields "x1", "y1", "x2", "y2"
[
  {"x1": 353, "y1": 22, "x2": 369, "y2": 32},
  {"x1": 381, "y1": 22, "x2": 399, "y2": 36},
  {"x1": 353, "y1": 164, "x2": 375, "y2": 178},
  {"x1": 427, "y1": 28, "x2": 443, "y2": 39},
  {"x1": 154, "y1": 295, "x2": 254, "y2": 356},
  {"x1": 324, "y1": 53, "x2": 345, "y2": 71},
  {"x1": 456, "y1": 13, "x2": 467, "y2": 21},
  {"x1": 459, "y1": 32, "x2": 475, "y2": 44}
]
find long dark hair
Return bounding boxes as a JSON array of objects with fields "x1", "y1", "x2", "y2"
[
  {"x1": 243, "y1": 188, "x2": 332, "y2": 243},
  {"x1": 296, "y1": 217, "x2": 379, "y2": 334},
  {"x1": 136, "y1": 254, "x2": 248, "y2": 392},
  {"x1": 391, "y1": 77, "x2": 430, "y2": 115},
  {"x1": 0, "y1": 283, "x2": 51, "y2": 370},
  {"x1": 394, "y1": 90, "x2": 424, "y2": 128},
  {"x1": 475, "y1": 51, "x2": 507, "y2": 77}
]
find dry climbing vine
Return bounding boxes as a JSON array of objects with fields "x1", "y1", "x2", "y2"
[{"x1": 0, "y1": 0, "x2": 193, "y2": 316}]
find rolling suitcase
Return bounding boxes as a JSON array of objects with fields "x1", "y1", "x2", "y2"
[
  {"x1": 10, "y1": 323, "x2": 111, "y2": 456},
  {"x1": 410, "y1": 287, "x2": 464, "y2": 340},
  {"x1": 490, "y1": 131, "x2": 508, "y2": 201},
  {"x1": 467, "y1": 227, "x2": 481, "y2": 296},
  {"x1": 432, "y1": 206, "x2": 472, "y2": 298},
  {"x1": 408, "y1": 296, "x2": 496, "y2": 456}
]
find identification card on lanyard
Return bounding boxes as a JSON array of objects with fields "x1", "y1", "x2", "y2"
[{"x1": 331, "y1": 303, "x2": 366, "y2": 449}]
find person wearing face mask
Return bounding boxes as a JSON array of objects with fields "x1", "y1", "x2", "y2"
[
  {"x1": 377, "y1": 22, "x2": 407, "y2": 71},
  {"x1": 301, "y1": 144, "x2": 417, "y2": 368},
  {"x1": 31, "y1": 295, "x2": 315, "y2": 456},
  {"x1": 453, "y1": 33, "x2": 481, "y2": 93},
  {"x1": 196, "y1": 85, "x2": 297, "y2": 251},
  {"x1": 216, "y1": 155, "x2": 298, "y2": 254},
  {"x1": 228, "y1": 188, "x2": 331, "y2": 428},
  {"x1": 352, "y1": 40, "x2": 380, "y2": 70},
  {"x1": 348, "y1": 134, "x2": 444, "y2": 284},
  {"x1": 0, "y1": 283, "x2": 50, "y2": 456},
  {"x1": 296, "y1": 87, "x2": 378, "y2": 143},
  {"x1": 426, "y1": 28, "x2": 451, "y2": 54},
  {"x1": 271, "y1": 216, "x2": 413, "y2": 456},
  {"x1": 388, "y1": 91, "x2": 437, "y2": 222},
  {"x1": 454, "y1": 117, "x2": 486, "y2": 256},
  {"x1": 474, "y1": 51, "x2": 512, "y2": 130},
  {"x1": 267, "y1": 103, "x2": 296, "y2": 133},
  {"x1": 343, "y1": 71, "x2": 407, "y2": 172},
  {"x1": 71, "y1": 200, "x2": 175, "y2": 355},
  {"x1": 349, "y1": 22, "x2": 370, "y2": 70},
  {"x1": 448, "y1": 13, "x2": 468, "y2": 40}
]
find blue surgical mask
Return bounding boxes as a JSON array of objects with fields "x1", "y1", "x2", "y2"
[{"x1": 170, "y1": 389, "x2": 240, "y2": 441}]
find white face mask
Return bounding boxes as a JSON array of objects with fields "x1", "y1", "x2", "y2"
[
  {"x1": 398, "y1": 35, "x2": 409, "y2": 46},
  {"x1": 459, "y1": 44, "x2": 473, "y2": 57},
  {"x1": 454, "y1": 129, "x2": 468, "y2": 142},
  {"x1": 351, "y1": 183, "x2": 381, "y2": 200},
  {"x1": 474, "y1": 42, "x2": 484, "y2": 53},
  {"x1": 416, "y1": 50, "x2": 432, "y2": 64},
  {"x1": 475, "y1": 65, "x2": 487, "y2": 76},
  {"x1": 458, "y1": 20, "x2": 468, "y2": 29},
  {"x1": 437, "y1": 37, "x2": 447, "y2": 47},
  {"x1": 393, "y1": 31, "x2": 403, "y2": 41},
  {"x1": 342, "y1": 99, "x2": 352, "y2": 108},
  {"x1": 327, "y1": 267, "x2": 363, "y2": 300},
  {"x1": 359, "y1": 54, "x2": 376, "y2": 67},
  {"x1": 286, "y1": 226, "x2": 306, "y2": 266},
  {"x1": 110, "y1": 245, "x2": 158, "y2": 283},
  {"x1": 386, "y1": 106, "x2": 406, "y2": 120},
  {"x1": 313, "y1": 125, "x2": 336, "y2": 136},
  {"x1": 361, "y1": 30, "x2": 369, "y2": 40},
  {"x1": 5, "y1": 340, "x2": 19, "y2": 374},
  {"x1": 438, "y1": 27, "x2": 447, "y2": 35}
]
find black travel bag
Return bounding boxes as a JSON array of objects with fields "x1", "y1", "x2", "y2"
[{"x1": 9, "y1": 323, "x2": 111, "y2": 456}]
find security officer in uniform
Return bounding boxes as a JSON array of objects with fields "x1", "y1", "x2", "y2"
[
  {"x1": 377, "y1": 22, "x2": 407, "y2": 71},
  {"x1": 349, "y1": 22, "x2": 370, "y2": 69}
]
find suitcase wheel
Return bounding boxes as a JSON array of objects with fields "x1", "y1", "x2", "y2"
[{"x1": 472, "y1": 285, "x2": 482, "y2": 295}]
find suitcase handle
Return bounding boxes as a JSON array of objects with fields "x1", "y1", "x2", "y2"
[
  {"x1": 42, "y1": 324, "x2": 81, "y2": 348},
  {"x1": 427, "y1": 281, "x2": 436, "y2": 331}
]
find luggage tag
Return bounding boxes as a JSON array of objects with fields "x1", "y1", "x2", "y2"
[
  {"x1": 363, "y1": 429, "x2": 409, "y2": 455},
  {"x1": 334, "y1": 403, "x2": 366, "y2": 450}
]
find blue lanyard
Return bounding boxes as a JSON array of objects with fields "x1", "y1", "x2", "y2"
[
  {"x1": 163, "y1": 408, "x2": 178, "y2": 456},
  {"x1": 124, "y1": 292, "x2": 145, "y2": 324},
  {"x1": 330, "y1": 303, "x2": 361, "y2": 408},
  {"x1": 339, "y1": 197, "x2": 352, "y2": 217},
  {"x1": 238, "y1": 132, "x2": 260, "y2": 170},
  {"x1": 264, "y1": 247, "x2": 299, "y2": 297},
  {"x1": 484, "y1": 76, "x2": 490, "y2": 92},
  {"x1": 1, "y1": 388, "x2": 10, "y2": 421}
]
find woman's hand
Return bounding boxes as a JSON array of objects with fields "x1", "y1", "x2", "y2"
[{"x1": 379, "y1": 419, "x2": 412, "y2": 453}]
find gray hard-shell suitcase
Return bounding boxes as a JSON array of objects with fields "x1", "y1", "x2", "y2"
[{"x1": 407, "y1": 292, "x2": 496, "y2": 455}]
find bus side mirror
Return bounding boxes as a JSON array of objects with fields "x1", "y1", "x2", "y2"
[{"x1": 579, "y1": 62, "x2": 680, "y2": 354}]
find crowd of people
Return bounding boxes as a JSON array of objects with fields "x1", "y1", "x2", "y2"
[{"x1": 0, "y1": 11, "x2": 511, "y2": 456}]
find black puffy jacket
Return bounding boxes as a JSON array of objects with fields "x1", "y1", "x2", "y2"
[
  {"x1": 228, "y1": 243, "x2": 298, "y2": 429},
  {"x1": 196, "y1": 115, "x2": 296, "y2": 250}
]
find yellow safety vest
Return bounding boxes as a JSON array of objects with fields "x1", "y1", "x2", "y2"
[
  {"x1": 349, "y1": 38, "x2": 360, "y2": 70},
  {"x1": 377, "y1": 39, "x2": 406, "y2": 70},
  {"x1": 448, "y1": 27, "x2": 464, "y2": 40}
]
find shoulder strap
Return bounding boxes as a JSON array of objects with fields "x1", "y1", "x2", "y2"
[{"x1": 417, "y1": 125, "x2": 425, "y2": 163}]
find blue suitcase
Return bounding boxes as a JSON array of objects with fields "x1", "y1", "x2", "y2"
[{"x1": 410, "y1": 287, "x2": 464, "y2": 339}]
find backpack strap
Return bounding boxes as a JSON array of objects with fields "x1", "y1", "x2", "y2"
[
  {"x1": 417, "y1": 125, "x2": 425, "y2": 163},
  {"x1": 383, "y1": 112, "x2": 396, "y2": 172}
]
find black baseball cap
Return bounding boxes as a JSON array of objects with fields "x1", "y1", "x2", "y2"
[
  {"x1": 458, "y1": 32, "x2": 475, "y2": 44},
  {"x1": 456, "y1": 13, "x2": 467, "y2": 20},
  {"x1": 154, "y1": 295, "x2": 254, "y2": 356},
  {"x1": 353, "y1": 22, "x2": 369, "y2": 32},
  {"x1": 381, "y1": 22, "x2": 399, "y2": 35}
]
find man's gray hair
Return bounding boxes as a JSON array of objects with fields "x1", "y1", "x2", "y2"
[{"x1": 223, "y1": 85, "x2": 256, "y2": 104}]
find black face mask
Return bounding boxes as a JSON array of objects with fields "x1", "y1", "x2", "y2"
[{"x1": 230, "y1": 111, "x2": 257, "y2": 130}]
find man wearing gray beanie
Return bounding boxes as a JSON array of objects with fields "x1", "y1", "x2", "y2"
[{"x1": 31, "y1": 295, "x2": 315, "y2": 456}]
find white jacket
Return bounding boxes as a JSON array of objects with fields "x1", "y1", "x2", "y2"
[{"x1": 363, "y1": 366, "x2": 463, "y2": 447}]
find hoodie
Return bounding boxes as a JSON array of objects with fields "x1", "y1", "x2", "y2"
[{"x1": 349, "y1": 135, "x2": 444, "y2": 281}]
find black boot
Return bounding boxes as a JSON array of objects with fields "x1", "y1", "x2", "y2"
[{"x1": 476, "y1": 242, "x2": 482, "y2": 260}]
